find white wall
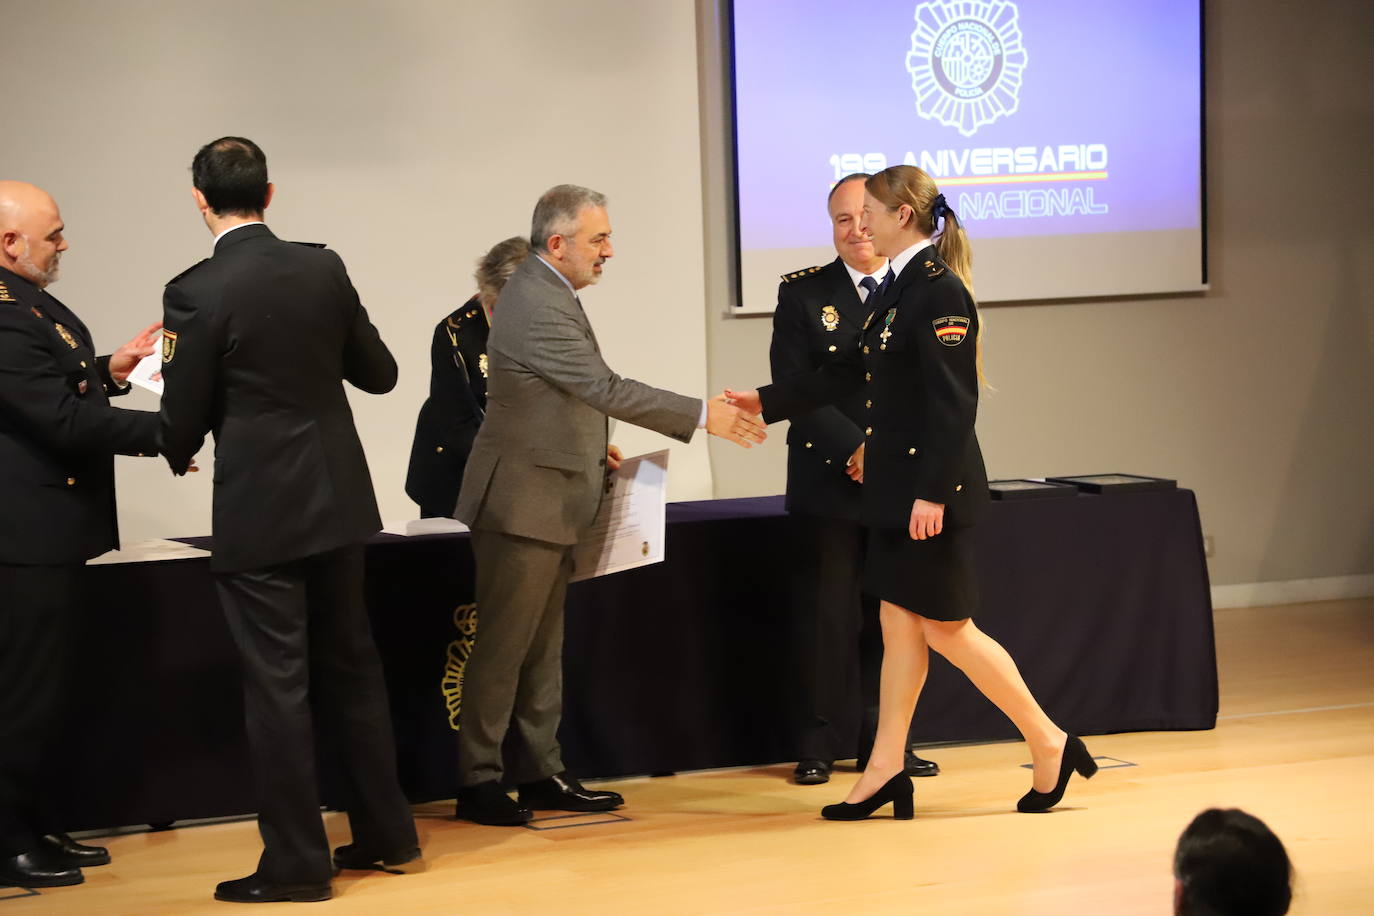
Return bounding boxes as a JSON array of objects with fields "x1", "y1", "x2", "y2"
[{"x1": 4, "y1": 0, "x2": 714, "y2": 542}]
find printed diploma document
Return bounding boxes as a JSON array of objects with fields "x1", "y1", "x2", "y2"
[{"x1": 571, "y1": 449, "x2": 668, "y2": 582}]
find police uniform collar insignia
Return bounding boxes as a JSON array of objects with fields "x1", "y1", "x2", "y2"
[
  {"x1": 54, "y1": 323, "x2": 79, "y2": 350},
  {"x1": 924, "y1": 258, "x2": 946, "y2": 280},
  {"x1": 780, "y1": 265, "x2": 823, "y2": 284},
  {"x1": 0, "y1": 280, "x2": 14, "y2": 302},
  {"x1": 932, "y1": 315, "x2": 969, "y2": 346},
  {"x1": 162, "y1": 328, "x2": 178, "y2": 363},
  {"x1": 820, "y1": 304, "x2": 839, "y2": 332}
]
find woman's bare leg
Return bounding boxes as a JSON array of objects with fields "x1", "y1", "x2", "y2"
[
  {"x1": 844, "y1": 600, "x2": 927, "y2": 803},
  {"x1": 922, "y1": 617, "x2": 1067, "y2": 792}
]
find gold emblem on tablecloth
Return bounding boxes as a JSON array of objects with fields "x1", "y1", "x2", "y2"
[
  {"x1": 441, "y1": 602, "x2": 479, "y2": 731},
  {"x1": 820, "y1": 305, "x2": 839, "y2": 332}
]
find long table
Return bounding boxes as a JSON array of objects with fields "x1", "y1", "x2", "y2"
[{"x1": 56, "y1": 489, "x2": 1216, "y2": 831}]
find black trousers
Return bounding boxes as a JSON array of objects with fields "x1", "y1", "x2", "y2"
[
  {"x1": 0, "y1": 564, "x2": 79, "y2": 857},
  {"x1": 787, "y1": 515, "x2": 916, "y2": 762},
  {"x1": 214, "y1": 545, "x2": 416, "y2": 884}
]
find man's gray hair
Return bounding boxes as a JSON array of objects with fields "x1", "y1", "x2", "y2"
[{"x1": 531, "y1": 184, "x2": 607, "y2": 252}]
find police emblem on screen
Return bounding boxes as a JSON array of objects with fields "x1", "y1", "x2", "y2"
[{"x1": 906, "y1": 0, "x2": 1028, "y2": 138}]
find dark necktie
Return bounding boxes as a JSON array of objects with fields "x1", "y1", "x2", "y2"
[
  {"x1": 858, "y1": 276, "x2": 879, "y2": 303},
  {"x1": 863, "y1": 269, "x2": 896, "y2": 307}
]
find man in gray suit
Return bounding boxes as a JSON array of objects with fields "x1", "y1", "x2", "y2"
[{"x1": 453, "y1": 184, "x2": 764, "y2": 825}]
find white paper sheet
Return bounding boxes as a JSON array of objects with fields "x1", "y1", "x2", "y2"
[
  {"x1": 126, "y1": 351, "x2": 163, "y2": 396},
  {"x1": 571, "y1": 449, "x2": 669, "y2": 583},
  {"x1": 88, "y1": 539, "x2": 210, "y2": 565}
]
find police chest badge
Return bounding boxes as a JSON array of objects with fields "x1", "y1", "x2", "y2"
[
  {"x1": 161, "y1": 328, "x2": 178, "y2": 363},
  {"x1": 820, "y1": 305, "x2": 840, "y2": 332},
  {"x1": 54, "y1": 323, "x2": 79, "y2": 350},
  {"x1": 932, "y1": 316, "x2": 970, "y2": 346}
]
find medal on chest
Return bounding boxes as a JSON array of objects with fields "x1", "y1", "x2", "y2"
[
  {"x1": 54, "y1": 323, "x2": 80, "y2": 350},
  {"x1": 879, "y1": 309, "x2": 897, "y2": 350}
]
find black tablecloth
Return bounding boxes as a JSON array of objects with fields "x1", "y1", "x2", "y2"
[{"x1": 58, "y1": 489, "x2": 1215, "y2": 831}]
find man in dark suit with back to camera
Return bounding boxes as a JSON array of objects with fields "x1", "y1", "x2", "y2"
[
  {"x1": 0, "y1": 180, "x2": 164, "y2": 889},
  {"x1": 159, "y1": 138, "x2": 419, "y2": 904},
  {"x1": 770, "y1": 173, "x2": 938, "y2": 786},
  {"x1": 452, "y1": 184, "x2": 767, "y2": 826}
]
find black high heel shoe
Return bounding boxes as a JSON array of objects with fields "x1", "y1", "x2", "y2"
[
  {"x1": 821, "y1": 772, "x2": 914, "y2": 821},
  {"x1": 1017, "y1": 734, "x2": 1097, "y2": 813}
]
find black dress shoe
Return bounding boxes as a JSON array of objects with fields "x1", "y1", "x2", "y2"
[
  {"x1": 331, "y1": 843, "x2": 425, "y2": 874},
  {"x1": 214, "y1": 874, "x2": 331, "y2": 903},
  {"x1": 0, "y1": 852, "x2": 83, "y2": 888},
  {"x1": 904, "y1": 752, "x2": 940, "y2": 778},
  {"x1": 792, "y1": 759, "x2": 832, "y2": 785},
  {"x1": 820, "y1": 773, "x2": 915, "y2": 821},
  {"x1": 455, "y1": 781, "x2": 533, "y2": 826},
  {"x1": 39, "y1": 833, "x2": 111, "y2": 868},
  {"x1": 517, "y1": 771, "x2": 623, "y2": 812},
  {"x1": 1017, "y1": 734, "x2": 1098, "y2": 813}
]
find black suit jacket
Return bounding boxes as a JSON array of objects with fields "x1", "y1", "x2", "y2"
[
  {"x1": 159, "y1": 225, "x2": 398, "y2": 572},
  {"x1": 0, "y1": 266, "x2": 160, "y2": 564},
  {"x1": 404, "y1": 295, "x2": 489, "y2": 515},
  {"x1": 759, "y1": 247, "x2": 989, "y2": 530},
  {"x1": 769, "y1": 258, "x2": 871, "y2": 520}
]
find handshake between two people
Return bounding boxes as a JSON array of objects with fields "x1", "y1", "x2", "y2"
[
  {"x1": 722, "y1": 386, "x2": 863, "y2": 479},
  {"x1": 706, "y1": 391, "x2": 767, "y2": 448}
]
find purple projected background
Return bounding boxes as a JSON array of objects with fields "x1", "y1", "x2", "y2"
[{"x1": 732, "y1": 0, "x2": 1202, "y2": 248}]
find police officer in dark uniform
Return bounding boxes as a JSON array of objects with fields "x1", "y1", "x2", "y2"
[
  {"x1": 732, "y1": 165, "x2": 1095, "y2": 822},
  {"x1": 0, "y1": 180, "x2": 163, "y2": 888},
  {"x1": 770, "y1": 174, "x2": 937, "y2": 786},
  {"x1": 159, "y1": 138, "x2": 419, "y2": 903},
  {"x1": 405, "y1": 236, "x2": 529, "y2": 518}
]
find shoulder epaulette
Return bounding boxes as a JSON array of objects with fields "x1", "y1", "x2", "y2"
[
  {"x1": 166, "y1": 259, "x2": 209, "y2": 286},
  {"x1": 780, "y1": 265, "x2": 824, "y2": 284},
  {"x1": 921, "y1": 257, "x2": 947, "y2": 280},
  {"x1": 444, "y1": 303, "x2": 485, "y2": 329},
  {"x1": 290, "y1": 241, "x2": 327, "y2": 248}
]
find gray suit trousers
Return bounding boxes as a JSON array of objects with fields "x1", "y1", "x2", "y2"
[{"x1": 457, "y1": 529, "x2": 573, "y2": 786}]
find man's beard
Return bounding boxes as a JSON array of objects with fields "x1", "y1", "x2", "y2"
[{"x1": 17, "y1": 239, "x2": 60, "y2": 288}]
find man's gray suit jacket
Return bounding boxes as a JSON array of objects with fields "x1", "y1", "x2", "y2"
[{"x1": 455, "y1": 257, "x2": 700, "y2": 545}]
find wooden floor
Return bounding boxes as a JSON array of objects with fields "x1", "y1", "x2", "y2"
[{"x1": 6, "y1": 598, "x2": 1371, "y2": 915}]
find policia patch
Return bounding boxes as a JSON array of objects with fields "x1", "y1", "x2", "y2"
[
  {"x1": 932, "y1": 316, "x2": 970, "y2": 347},
  {"x1": 162, "y1": 328, "x2": 178, "y2": 363}
]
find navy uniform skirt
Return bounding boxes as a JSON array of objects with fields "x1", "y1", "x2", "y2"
[{"x1": 863, "y1": 523, "x2": 978, "y2": 621}]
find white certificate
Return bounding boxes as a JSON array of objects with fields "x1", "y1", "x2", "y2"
[
  {"x1": 571, "y1": 449, "x2": 669, "y2": 582},
  {"x1": 127, "y1": 351, "x2": 164, "y2": 396}
]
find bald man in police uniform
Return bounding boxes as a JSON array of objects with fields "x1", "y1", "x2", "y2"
[
  {"x1": 0, "y1": 180, "x2": 163, "y2": 888},
  {"x1": 770, "y1": 174, "x2": 938, "y2": 785}
]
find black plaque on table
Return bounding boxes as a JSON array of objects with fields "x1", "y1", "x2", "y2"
[
  {"x1": 988, "y1": 479, "x2": 1080, "y2": 500},
  {"x1": 1045, "y1": 474, "x2": 1177, "y2": 494}
]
